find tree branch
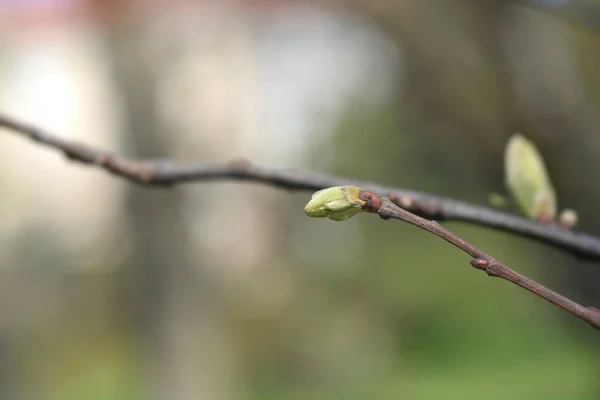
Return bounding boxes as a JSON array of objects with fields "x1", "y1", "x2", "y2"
[
  {"x1": 370, "y1": 196, "x2": 600, "y2": 330},
  {"x1": 2, "y1": 113, "x2": 600, "y2": 260}
]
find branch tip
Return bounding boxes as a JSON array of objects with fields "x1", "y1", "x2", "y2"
[
  {"x1": 359, "y1": 190, "x2": 381, "y2": 213},
  {"x1": 94, "y1": 153, "x2": 112, "y2": 166}
]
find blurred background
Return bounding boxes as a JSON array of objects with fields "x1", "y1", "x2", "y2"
[{"x1": 0, "y1": 0, "x2": 600, "y2": 399}]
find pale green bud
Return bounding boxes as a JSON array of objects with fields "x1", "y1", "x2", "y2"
[
  {"x1": 559, "y1": 209, "x2": 578, "y2": 228},
  {"x1": 505, "y1": 134, "x2": 557, "y2": 221},
  {"x1": 304, "y1": 186, "x2": 366, "y2": 221}
]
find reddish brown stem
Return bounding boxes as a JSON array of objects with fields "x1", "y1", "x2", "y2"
[{"x1": 376, "y1": 197, "x2": 600, "y2": 330}]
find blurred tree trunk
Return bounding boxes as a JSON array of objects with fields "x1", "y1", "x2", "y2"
[{"x1": 103, "y1": 11, "x2": 233, "y2": 400}]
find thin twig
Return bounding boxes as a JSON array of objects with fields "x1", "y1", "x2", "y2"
[
  {"x1": 1, "y1": 113, "x2": 600, "y2": 260},
  {"x1": 373, "y1": 197, "x2": 600, "y2": 330}
]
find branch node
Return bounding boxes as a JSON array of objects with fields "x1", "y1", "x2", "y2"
[
  {"x1": 94, "y1": 153, "x2": 112, "y2": 166},
  {"x1": 376, "y1": 199, "x2": 395, "y2": 220},
  {"x1": 470, "y1": 258, "x2": 489, "y2": 270},
  {"x1": 230, "y1": 158, "x2": 252, "y2": 175},
  {"x1": 106, "y1": 158, "x2": 156, "y2": 185},
  {"x1": 63, "y1": 147, "x2": 83, "y2": 161},
  {"x1": 28, "y1": 129, "x2": 42, "y2": 142}
]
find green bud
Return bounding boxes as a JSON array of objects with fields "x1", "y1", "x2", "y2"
[
  {"x1": 304, "y1": 186, "x2": 366, "y2": 221},
  {"x1": 505, "y1": 134, "x2": 557, "y2": 220}
]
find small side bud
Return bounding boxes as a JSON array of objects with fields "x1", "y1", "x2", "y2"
[
  {"x1": 558, "y1": 209, "x2": 578, "y2": 229},
  {"x1": 470, "y1": 258, "x2": 489, "y2": 270},
  {"x1": 304, "y1": 186, "x2": 367, "y2": 221}
]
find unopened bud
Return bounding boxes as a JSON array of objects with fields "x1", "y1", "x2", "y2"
[{"x1": 304, "y1": 186, "x2": 366, "y2": 221}]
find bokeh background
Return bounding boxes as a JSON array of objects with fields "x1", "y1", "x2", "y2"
[{"x1": 0, "y1": 1, "x2": 599, "y2": 399}]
